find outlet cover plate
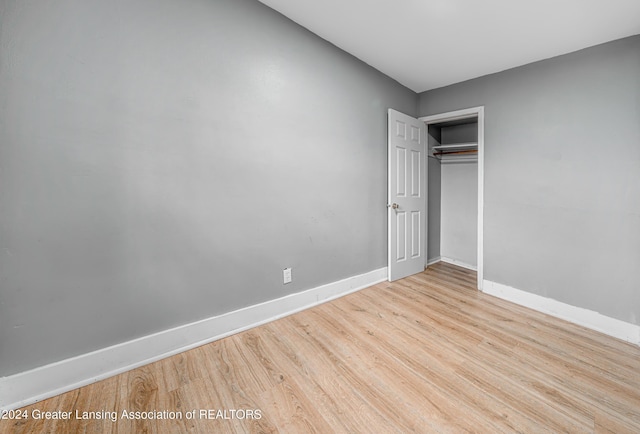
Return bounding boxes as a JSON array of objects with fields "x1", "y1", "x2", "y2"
[{"x1": 283, "y1": 268, "x2": 292, "y2": 284}]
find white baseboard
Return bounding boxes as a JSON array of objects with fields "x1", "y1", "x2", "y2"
[
  {"x1": 0, "y1": 267, "x2": 388, "y2": 411},
  {"x1": 483, "y1": 280, "x2": 640, "y2": 346},
  {"x1": 440, "y1": 256, "x2": 477, "y2": 271},
  {"x1": 426, "y1": 256, "x2": 442, "y2": 266}
]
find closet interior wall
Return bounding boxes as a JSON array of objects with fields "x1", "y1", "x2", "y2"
[{"x1": 427, "y1": 120, "x2": 478, "y2": 269}]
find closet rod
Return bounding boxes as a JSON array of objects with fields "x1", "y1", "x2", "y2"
[{"x1": 433, "y1": 149, "x2": 478, "y2": 156}]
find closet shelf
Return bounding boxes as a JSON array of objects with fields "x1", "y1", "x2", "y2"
[
  {"x1": 432, "y1": 142, "x2": 477, "y2": 151},
  {"x1": 432, "y1": 142, "x2": 478, "y2": 163}
]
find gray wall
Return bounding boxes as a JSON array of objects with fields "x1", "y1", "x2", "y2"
[
  {"x1": 441, "y1": 123, "x2": 477, "y2": 144},
  {"x1": 427, "y1": 158, "x2": 441, "y2": 261},
  {"x1": 418, "y1": 35, "x2": 640, "y2": 325},
  {"x1": 427, "y1": 126, "x2": 442, "y2": 260},
  {"x1": 0, "y1": 0, "x2": 417, "y2": 376},
  {"x1": 439, "y1": 122, "x2": 478, "y2": 266},
  {"x1": 440, "y1": 163, "x2": 477, "y2": 266}
]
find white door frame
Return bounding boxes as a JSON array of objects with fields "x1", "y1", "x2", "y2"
[{"x1": 419, "y1": 106, "x2": 484, "y2": 291}]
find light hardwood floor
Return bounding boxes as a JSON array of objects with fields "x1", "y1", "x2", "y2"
[{"x1": 2, "y1": 262, "x2": 640, "y2": 433}]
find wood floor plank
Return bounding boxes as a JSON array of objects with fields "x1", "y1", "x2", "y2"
[
  {"x1": 2, "y1": 262, "x2": 639, "y2": 433},
  {"x1": 340, "y1": 289, "x2": 569, "y2": 433},
  {"x1": 315, "y1": 301, "x2": 521, "y2": 433},
  {"x1": 331, "y1": 287, "x2": 590, "y2": 433},
  {"x1": 261, "y1": 321, "x2": 403, "y2": 434}
]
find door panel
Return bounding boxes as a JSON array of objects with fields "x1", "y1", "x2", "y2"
[
  {"x1": 396, "y1": 148, "x2": 406, "y2": 196},
  {"x1": 411, "y1": 211, "x2": 421, "y2": 258},
  {"x1": 388, "y1": 109, "x2": 427, "y2": 281},
  {"x1": 411, "y1": 150, "x2": 421, "y2": 197},
  {"x1": 396, "y1": 212, "x2": 406, "y2": 261}
]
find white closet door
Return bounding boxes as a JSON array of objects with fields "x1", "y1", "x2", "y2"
[{"x1": 388, "y1": 109, "x2": 427, "y2": 281}]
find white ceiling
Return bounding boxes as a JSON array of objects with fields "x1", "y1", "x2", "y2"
[{"x1": 257, "y1": 0, "x2": 640, "y2": 93}]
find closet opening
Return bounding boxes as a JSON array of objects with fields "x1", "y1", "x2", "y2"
[{"x1": 419, "y1": 107, "x2": 484, "y2": 290}]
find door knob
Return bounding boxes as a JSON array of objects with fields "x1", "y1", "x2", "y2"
[{"x1": 387, "y1": 203, "x2": 399, "y2": 209}]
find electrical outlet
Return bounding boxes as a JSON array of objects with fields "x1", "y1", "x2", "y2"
[{"x1": 283, "y1": 268, "x2": 292, "y2": 284}]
